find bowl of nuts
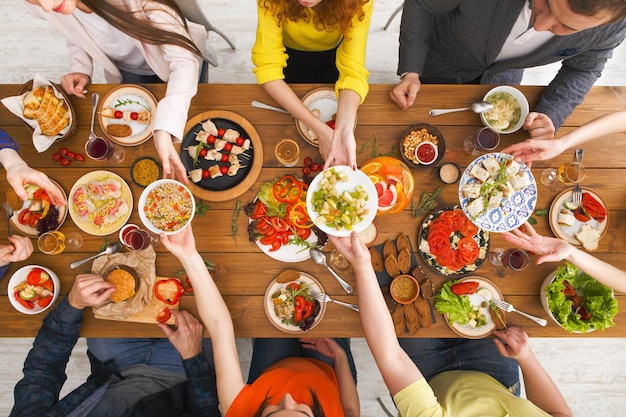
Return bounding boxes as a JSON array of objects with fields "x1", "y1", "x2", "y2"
[{"x1": 400, "y1": 123, "x2": 445, "y2": 169}]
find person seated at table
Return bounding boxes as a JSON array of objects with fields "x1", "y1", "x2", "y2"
[
  {"x1": 503, "y1": 110, "x2": 626, "y2": 165},
  {"x1": 10, "y1": 273, "x2": 220, "y2": 417},
  {"x1": 329, "y1": 232, "x2": 574, "y2": 417},
  {"x1": 504, "y1": 222, "x2": 626, "y2": 293},
  {"x1": 252, "y1": 0, "x2": 372, "y2": 169},
  {"x1": 20, "y1": 0, "x2": 219, "y2": 183},
  {"x1": 0, "y1": 128, "x2": 65, "y2": 280},
  {"x1": 390, "y1": 0, "x2": 626, "y2": 141},
  {"x1": 161, "y1": 225, "x2": 360, "y2": 417}
]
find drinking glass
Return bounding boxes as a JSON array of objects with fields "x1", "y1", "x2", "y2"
[
  {"x1": 38, "y1": 230, "x2": 66, "y2": 255},
  {"x1": 330, "y1": 249, "x2": 352, "y2": 271},
  {"x1": 557, "y1": 162, "x2": 586, "y2": 185},
  {"x1": 125, "y1": 229, "x2": 151, "y2": 251},
  {"x1": 540, "y1": 168, "x2": 558, "y2": 187},
  {"x1": 85, "y1": 136, "x2": 125, "y2": 163},
  {"x1": 462, "y1": 127, "x2": 500, "y2": 155},
  {"x1": 275, "y1": 138, "x2": 300, "y2": 167},
  {"x1": 65, "y1": 232, "x2": 83, "y2": 251},
  {"x1": 489, "y1": 248, "x2": 529, "y2": 271}
]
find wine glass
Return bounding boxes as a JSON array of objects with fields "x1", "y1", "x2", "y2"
[
  {"x1": 488, "y1": 248, "x2": 505, "y2": 266},
  {"x1": 540, "y1": 168, "x2": 557, "y2": 188},
  {"x1": 65, "y1": 232, "x2": 83, "y2": 251}
]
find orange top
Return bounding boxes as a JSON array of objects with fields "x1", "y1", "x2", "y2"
[{"x1": 226, "y1": 357, "x2": 344, "y2": 416}]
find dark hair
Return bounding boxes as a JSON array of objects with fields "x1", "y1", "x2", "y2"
[
  {"x1": 261, "y1": 0, "x2": 369, "y2": 35},
  {"x1": 567, "y1": 0, "x2": 626, "y2": 23},
  {"x1": 81, "y1": 0, "x2": 202, "y2": 56},
  {"x1": 253, "y1": 389, "x2": 326, "y2": 417}
]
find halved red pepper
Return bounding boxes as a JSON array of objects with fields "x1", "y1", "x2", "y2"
[
  {"x1": 450, "y1": 281, "x2": 479, "y2": 295},
  {"x1": 272, "y1": 176, "x2": 302, "y2": 204},
  {"x1": 250, "y1": 200, "x2": 267, "y2": 219},
  {"x1": 155, "y1": 279, "x2": 184, "y2": 305}
]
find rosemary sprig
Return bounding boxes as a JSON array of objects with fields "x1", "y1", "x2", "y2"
[
  {"x1": 358, "y1": 137, "x2": 375, "y2": 155},
  {"x1": 229, "y1": 200, "x2": 242, "y2": 240},
  {"x1": 411, "y1": 185, "x2": 442, "y2": 218},
  {"x1": 114, "y1": 97, "x2": 151, "y2": 111}
]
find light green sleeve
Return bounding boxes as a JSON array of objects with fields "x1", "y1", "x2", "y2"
[{"x1": 393, "y1": 378, "x2": 445, "y2": 417}]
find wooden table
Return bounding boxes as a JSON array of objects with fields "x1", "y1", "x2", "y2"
[{"x1": 1, "y1": 83, "x2": 625, "y2": 338}]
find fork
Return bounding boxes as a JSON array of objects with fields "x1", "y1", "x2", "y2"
[
  {"x1": 492, "y1": 299, "x2": 547, "y2": 326},
  {"x1": 311, "y1": 291, "x2": 359, "y2": 312},
  {"x1": 571, "y1": 148, "x2": 584, "y2": 208},
  {"x1": 3, "y1": 201, "x2": 14, "y2": 237}
]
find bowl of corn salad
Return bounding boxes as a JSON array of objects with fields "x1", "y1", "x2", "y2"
[{"x1": 139, "y1": 179, "x2": 195, "y2": 235}]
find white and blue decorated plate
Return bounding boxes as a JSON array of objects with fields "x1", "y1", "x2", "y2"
[{"x1": 458, "y1": 152, "x2": 537, "y2": 233}]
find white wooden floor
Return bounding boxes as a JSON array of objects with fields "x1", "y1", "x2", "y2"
[{"x1": 2, "y1": 0, "x2": 626, "y2": 415}]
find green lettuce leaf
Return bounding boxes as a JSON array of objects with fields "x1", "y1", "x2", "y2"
[{"x1": 435, "y1": 280, "x2": 474, "y2": 325}]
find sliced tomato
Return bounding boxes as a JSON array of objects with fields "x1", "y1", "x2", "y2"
[
  {"x1": 427, "y1": 235, "x2": 450, "y2": 257},
  {"x1": 447, "y1": 251, "x2": 466, "y2": 271},
  {"x1": 260, "y1": 232, "x2": 278, "y2": 245},
  {"x1": 302, "y1": 300, "x2": 314, "y2": 319},
  {"x1": 255, "y1": 218, "x2": 274, "y2": 235},
  {"x1": 41, "y1": 279, "x2": 55, "y2": 292},
  {"x1": 269, "y1": 236, "x2": 282, "y2": 252},
  {"x1": 14, "y1": 291, "x2": 34, "y2": 310},
  {"x1": 270, "y1": 216, "x2": 290, "y2": 233},
  {"x1": 435, "y1": 246, "x2": 455, "y2": 267},
  {"x1": 156, "y1": 307, "x2": 172, "y2": 323},
  {"x1": 562, "y1": 280, "x2": 576, "y2": 296},
  {"x1": 28, "y1": 212, "x2": 41, "y2": 228},
  {"x1": 250, "y1": 200, "x2": 267, "y2": 219},
  {"x1": 296, "y1": 226, "x2": 312, "y2": 240},
  {"x1": 33, "y1": 188, "x2": 50, "y2": 202},
  {"x1": 18, "y1": 209, "x2": 31, "y2": 225},
  {"x1": 457, "y1": 236, "x2": 479, "y2": 264},
  {"x1": 37, "y1": 296, "x2": 53, "y2": 308},
  {"x1": 459, "y1": 216, "x2": 479, "y2": 237},
  {"x1": 573, "y1": 209, "x2": 591, "y2": 222},
  {"x1": 428, "y1": 218, "x2": 453, "y2": 236}
]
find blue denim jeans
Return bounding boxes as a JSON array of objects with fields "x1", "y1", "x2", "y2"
[
  {"x1": 399, "y1": 337, "x2": 521, "y2": 396},
  {"x1": 87, "y1": 338, "x2": 214, "y2": 375},
  {"x1": 247, "y1": 338, "x2": 357, "y2": 385}
]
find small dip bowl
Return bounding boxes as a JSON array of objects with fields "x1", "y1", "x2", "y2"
[
  {"x1": 358, "y1": 222, "x2": 379, "y2": 247},
  {"x1": 390, "y1": 274, "x2": 420, "y2": 304},
  {"x1": 400, "y1": 123, "x2": 445, "y2": 168},
  {"x1": 415, "y1": 141, "x2": 438, "y2": 165},
  {"x1": 438, "y1": 162, "x2": 461, "y2": 184},
  {"x1": 130, "y1": 157, "x2": 161, "y2": 187}
]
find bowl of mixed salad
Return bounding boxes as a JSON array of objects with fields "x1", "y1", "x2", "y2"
[
  {"x1": 8, "y1": 265, "x2": 60, "y2": 314},
  {"x1": 264, "y1": 271, "x2": 326, "y2": 333},
  {"x1": 541, "y1": 263, "x2": 618, "y2": 333}
]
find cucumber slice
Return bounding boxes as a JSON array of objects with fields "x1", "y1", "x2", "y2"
[
  {"x1": 19, "y1": 287, "x2": 37, "y2": 301},
  {"x1": 563, "y1": 201, "x2": 578, "y2": 210},
  {"x1": 476, "y1": 287, "x2": 493, "y2": 301}
]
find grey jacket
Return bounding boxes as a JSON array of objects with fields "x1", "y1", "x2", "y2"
[{"x1": 398, "y1": 0, "x2": 626, "y2": 130}]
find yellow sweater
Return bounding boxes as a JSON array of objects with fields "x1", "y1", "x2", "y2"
[{"x1": 252, "y1": 0, "x2": 372, "y2": 102}]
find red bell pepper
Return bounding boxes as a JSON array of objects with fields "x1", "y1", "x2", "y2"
[{"x1": 154, "y1": 279, "x2": 184, "y2": 305}]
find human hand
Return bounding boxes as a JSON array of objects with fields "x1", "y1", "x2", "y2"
[
  {"x1": 60, "y1": 72, "x2": 90, "y2": 99},
  {"x1": 67, "y1": 274, "x2": 116, "y2": 310},
  {"x1": 0, "y1": 236, "x2": 34, "y2": 267},
  {"x1": 502, "y1": 137, "x2": 568, "y2": 165},
  {"x1": 153, "y1": 130, "x2": 189, "y2": 185},
  {"x1": 299, "y1": 337, "x2": 346, "y2": 361},
  {"x1": 502, "y1": 222, "x2": 573, "y2": 264},
  {"x1": 493, "y1": 326, "x2": 533, "y2": 363},
  {"x1": 389, "y1": 73, "x2": 421, "y2": 109},
  {"x1": 323, "y1": 128, "x2": 357, "y2": 170},
  {"x1": 160, "y1": 225, "x2": 198, "y2": 260},
  {"x1": 158, "y1": 309, "x2": 204, "y2": 360},
  {"x1": 523, "y1": 112, "x2": 555, "y2": 141},
  {"x1": 328, "y1": 232, "x2": 370, "y2": 270}
]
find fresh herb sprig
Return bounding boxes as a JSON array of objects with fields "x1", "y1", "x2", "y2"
[
  {"x1": 229, "y1": 200, "x2": 242, "y2": 240},
  {"x1": 114, "y1": 97, "x2": 151, "y2": 111},
  {"x1": 195, "y1": 200, "x2": 210, "y2": 217},
  {"x1": 411, "y1": 186, "x2": 442, "y2": 218}
]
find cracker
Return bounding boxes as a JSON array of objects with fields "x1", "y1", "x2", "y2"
[
  {"x1": 396, "y1": 233, "x2": 411, "y2": 252},
  {"x1": 414, "y1": 296, "x2": 432, "y2": 328},
  {"x1": 383, "y1": 240, "x2": 397, "y2": 259},
  {"x1": 404, "y1": 302, "x2": 421, "y2": 334},
  {"x1": 370, "y1": 247, "x2": 384, "y2": 272},
  {"x1": 384, "y1": 254, "x2": 400, "y2": 278},
  {"x1": 398, "y1": 248, "x2": 411, "y2": 274},
  {"x1": 392, "y1": 304, "x2": 406, "y2": 336}
]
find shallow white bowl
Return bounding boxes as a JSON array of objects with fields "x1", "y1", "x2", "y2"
[
  {"x1": 138, "y1": 179, "x2": 195, "y2": 235},
  {"x1": 480, "y1": 86, "x2": 529, "y2": 134},
  {"x1": 8, "y1": 265, "x2": 60, "y2": 314}
]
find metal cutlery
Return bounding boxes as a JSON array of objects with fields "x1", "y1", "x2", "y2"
[
  {"x1": 309, "y1": 248, "x2": 354, "y2": 293},
  {"x1": 3, "y1": 201, "x2": 14, "y2": 237},
  {"x1": 311, "y1": 291, "x2": 359, "y2": 312},
  {"x1": 70, "y1": 241, "x2": 122, "y2": 269},
  {"x1": 492, "y1": 299, "x2": 547, "y2": 326},
  {"x1": 429, "y1": 101, "x2": 493, "y2": 116},
  {"x1": 251, "y1": 100, "x2": 291, "y2": 115},
  {"x1": 571, "y1": 148, "x2": 584, "y2": 208}
]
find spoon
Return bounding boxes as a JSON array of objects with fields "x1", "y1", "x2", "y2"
[
  {"x1": 69, "y1": 241, "x2": 122, "y2": 269},
  {"x1": 89, "y1": 92, "x2": 99, "y2": 141},
  {"x1": 309, "y1": 248, "x2": 353, "y2": 293},
  {"x1": 251, "y1": 100, "x2": 291, "y2": 115},
  {"x1": 429, "y1": 101, "x2": 493, "y2": 116}
]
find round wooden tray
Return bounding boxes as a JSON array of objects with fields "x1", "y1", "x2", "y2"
[{"x1": 177, "y1": 110, "x2": 263, "y2": 202}]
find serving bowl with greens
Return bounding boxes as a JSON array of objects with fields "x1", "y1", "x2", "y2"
[{"x1": 541, "y1": 263, "x2": 618, "y2": 333}]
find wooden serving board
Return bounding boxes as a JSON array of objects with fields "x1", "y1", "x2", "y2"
[{"x1": 93, "y1": 276, "x2": 179, "y2": 325}]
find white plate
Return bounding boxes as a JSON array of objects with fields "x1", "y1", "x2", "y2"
[
  {"x1": 8, "y1": 265, "x2": 60, "y2": 314},
  {"x1": 549, "y1": 187, "x2": 608, "y2": 246},
  {"x1": 296, "y1": 87, "x2": 338, "y2": 147},
  {"x1": 264, "y1": 272, "x2": 326, "y2": 334},
  {"x1": 10, "y1": 179, "x2": 68, "y2": 238},
  {"x1": 98, "y1": 84, "x2": 158, "y2": 146},
  {"x1": 306, "y1": 166, "x2": 378, "y2": 237},
  {"x1": 459, "y1": 152, "x2": 537, "y2": 233},
  {"x1": 138, "y1": 179, "x2": 195, "y2": 235},
  {"x1": 254, "y1": 229, "x2": 318, "y2": 262},
  {"x1": 444, "y1": 276, "x2": 503, "y2": 339}
]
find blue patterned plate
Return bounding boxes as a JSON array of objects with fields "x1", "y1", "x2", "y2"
[{"x1": 458, "y1": 152, "x2": 537, "y2": 233}]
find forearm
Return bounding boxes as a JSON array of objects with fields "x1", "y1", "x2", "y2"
[
  {"x1": 335, "y1": 90, "x2": 359, "y2": 132},
  {"x1": 0, "y1": 148, "x2": 25, "y2": 170},
  {"x1": 262, "y1": 80, "x2": 329, "y2": 133},
  {"x1": 333, "y1": 353, "x2": 360, "y2": 417},
  {"x1": 564, "y1": 246, "x2": 626, "y2": 293},
  {"x1": 559, "y1": 111, "x2": 626, "y2": 150},
  {"x1": 518, "y1": 352, "x2": 573, "y2": 417}
]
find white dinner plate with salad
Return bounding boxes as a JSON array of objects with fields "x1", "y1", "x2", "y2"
[
  {"x1": 459, "y1": 152, "x2": 537, "y2": 233},
  {"x1": 548, "y1": 187, "x2": 608, "y2": 246},
  {"x1": 306, "y1": 166, "x2": 378, "y2": 237},
  {"x1": 438, "y1": 276, "x2": 503, "y2": 339},
  {"x1": 264, "y1": 272, "x2": 326, "y2": 334},
  {"x1": 10, "y1": 179, "x2": 68, "y2": 238}
]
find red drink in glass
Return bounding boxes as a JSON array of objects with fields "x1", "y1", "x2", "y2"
[
  {"x1": 126, "y1": 229, "x2": 150, "y2": 251},
  {"x1": 473, "y1": 128, "x2": 500, "y2": 151},
  {"x1": 501, "y1": 248, "x2": 529, "y2": 271},
  {"x1": 85, "y1": 137, "x2": 113, "y2": 161}
]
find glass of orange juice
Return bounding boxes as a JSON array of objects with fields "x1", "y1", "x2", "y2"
[
  {"x1": 38, "y1": 231, "x2": 66, "y2": 255},
  {"x1": 275, "y1": 138, "x2": 300, "y2": 167}
]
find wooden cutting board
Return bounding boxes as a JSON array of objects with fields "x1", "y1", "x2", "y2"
[{"x1": 94, "y1": 276, "x2": 179, "y2": 325}]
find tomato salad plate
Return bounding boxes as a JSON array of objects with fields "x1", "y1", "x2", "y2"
[
  {"x1": 459, "y1": 152, "x2": 537, "y2": 232},
  {"x1": 418, "y1": 206, "x2": 489, "y2": 277},
  {"x1": 178, "y1": 110, "x2": 263, "y2": 202},
  {"x1": 306, "y1": 166, "x2": 377, "y2": 237},
  {"x1": 549, "y1": 187, "x2": 608, "y2": 247},
  {"x1": 10, "y1": 180, "x2": 68, "y2": 238},
  {"x1": 98, "y1": 84, "x2": 158, "y2": 146},
  {"x1": 264, "y1": 272, "x2": 326, "y2": 334},
  {"x1": 8, "y1": 265, "x2": 60, "y2": 314},
  {"x1": 245, "y1": 175, "x2": 326, "y2": 262},
  {"x1": 435, "y1": 276, "x2": 504, "y2": 339}
]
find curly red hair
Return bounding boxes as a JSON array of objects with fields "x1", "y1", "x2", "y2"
[{"x1": 261, "y1": 0, "x2": 369, "y2": 35}]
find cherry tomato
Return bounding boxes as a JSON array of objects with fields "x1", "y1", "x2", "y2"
[
  {"x1": 66, "y1": 151, "x2": 76, "y2": 159},
  {"x1": 219, "y1": 165, "x2": 229, "y2": 175},
  {"x1": 450, "y1": 281, "x2": 479, "y2": 295},
  {"x1": 61, "y1": 158, "x2": 71, "y2": 166},
  {"x1": 217, "y1": 127, "x2": 226, "y2": 137},
  {"x1": 59, "y1": 148, "x2": 68, "y2": 155},
  {"x1": 224, "y1": 142, "x2": 233, "y2": 152},
  {"x1": 185, "y1": 284, "x2": 194, "y2": 293},
  {"x1": 198, "y1": 148, "x2": 208, "y2": 158},
  {"x1": 303, "y1": 157, "x2": 313, "y2": 165},
  {"x1": 235, "y1": 137, "x2": 245, "y2": 146},
  {"x1": 326, "y1": 120, "x2": 336, "y2": 129},
  {"x1": 52, "y1": 153, "x2": 61, "y2": 161},
  {"x1": 207, "y1": 135, "x2": 216, "y2": 145},
  {"x1": 202, "y1": 169, "x2": 210, "y2": 179},
  {"x1": 114, "y1": 110, "x2": 124, "y2": 119},
  {"x1": 302, "y1": 166, "x2": 311, "y2": 175},
  {"x1": 74, "y1": 154, "x2": 85, "y2": 162},
  {"x1": 310, "y1": 163, "x2": 320, "y2": 172},
  {"x1": 130, "y1": 111, "x2": 139, "y2": 120},
  {"x1": 156, "y1": 307, "x2": 171, "y2": 323},
  {"x1": 220, "y1": 153, "x2": 230, "y2": 163}
]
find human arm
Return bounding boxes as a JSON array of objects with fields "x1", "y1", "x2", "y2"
[
  {"x1": 504, "y1": 111, "x2": 626, "y2": 164},
  {"x1": 324, "y1": 89, "x2": 359, "y2": 169},
  {"x1": 503, "y1": 222, "x2": 626, "y2": 293},
  {"x1": 60, "y1": 72, "x2": 90, "y2": 99},
  {"x1": 160, "y1": 226, "x2": 245, "y2": 414},
  {"x1": 329, "y1": 233, "x2": 424, "y2": 394},
  {"x1": 523, "y1": 112, "x2": 556, "y2": 141},
  {"x1": 493, "y1": 327, "x2": 573, "y2": 417},
  {"x1": 300, "y1": 338, "x2": 360, "y2": 417},
  {"x1": 0, "y1": 236, "x2": 34, "y2": 269},
  {"x1": 10, "y1": 274, "x2": 115, "y2": 416}
]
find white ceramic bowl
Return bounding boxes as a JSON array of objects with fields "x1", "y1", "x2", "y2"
[
  {"x1": 138, "y1": 179, "x2": 195, "y2": 235},
  {"x1": 8, "y1": 265, "x2": 60, "y2": 314},
  {"x1": 480, "y1": 86, "x2": 529, "y2": 134}
]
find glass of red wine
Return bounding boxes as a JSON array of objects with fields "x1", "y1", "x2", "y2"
[
  {"x1": 463, "y1": 127, "x2": 500, "y2": 155},
  {"x1": 489, "y1": 248, "x2": 529, "y2": 271},
  {"x1": 85, "y1": 136, "x2": 125, "y2": 163}
]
